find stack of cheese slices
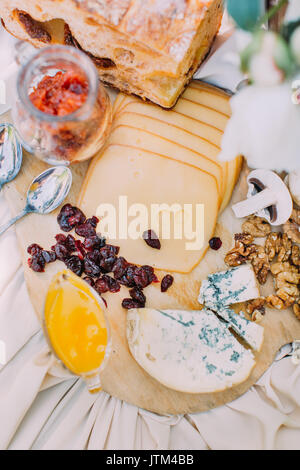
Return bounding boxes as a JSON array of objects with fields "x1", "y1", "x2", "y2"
[{"x1": 79, "y1": 81, "x2": 242, "y2": 274}]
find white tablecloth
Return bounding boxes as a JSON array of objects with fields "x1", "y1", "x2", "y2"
[{"x1": 1, "y1": 24, "x2": 300, "y2": 451}]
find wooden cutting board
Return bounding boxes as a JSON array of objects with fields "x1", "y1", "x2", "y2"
[{"x1": 3, "y1": 111, "x2": 300, "y2": 416}]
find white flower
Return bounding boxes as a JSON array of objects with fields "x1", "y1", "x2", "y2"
[
  {"x1": 249, "y1": 33, "x2": 284, "y2": 86},
  {"x1": 250, "y1": 53, "x2": 284, "y2": 86},
  {"x1": 285, "y1": 0, "x2": 300, "y2": 22},
  {"x1": 219, "y1": 82, "x2": 300, "y2": 172}
]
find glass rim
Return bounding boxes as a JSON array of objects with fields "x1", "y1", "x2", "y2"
[
  {"x1": 17, "y1": 45, "x2": 100, "y2": 124},
  {"x1": 42, "y1": 269, "x2": 112, "y2": 381}
]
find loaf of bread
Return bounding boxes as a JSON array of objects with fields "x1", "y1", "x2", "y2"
[{"x1": 0, "y1": 0, "x2": 224, "y2": 108}]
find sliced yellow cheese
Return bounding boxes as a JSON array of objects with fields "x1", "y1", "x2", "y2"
[
  {"x1": 115, "y1": 101, "x2": 224, "y2": 147},
  {"x1": 79, "y1": 145, "x2": 219, "y2": 273},
  {"x1": 112, "y1": 112, "x2": 221, "y2": 162},
  {"x1": 220, "y1": 156, "x2": 243, "y2": 213},
  {"x1": 113, "y1": 87, "x2": 236, "y2": 206},
  {"x1": 111, "y1": 113, "x2": 227, "y2": 198},
  {"x1": 108, "y1": 124, "x2": 223, "y2": 203},
  {"x1": 175, "y1": 100, "x2": 229, "y2": 132},
  {"x1": 185, "y1": 83, "x2": 232, "y2": 115},
  {"x1": 113, "y1": 94, "x2": 127, "y2": 115}
]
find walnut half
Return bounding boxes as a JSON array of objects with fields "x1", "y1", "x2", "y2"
[
  {"x1": 283, "y1": 209, "x2": 300, "y2": 244},
  {"x1": 242, "y1": 216, "x2": 271, "y2": 238}
]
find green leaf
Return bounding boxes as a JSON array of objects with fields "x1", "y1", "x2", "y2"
[
  {"x1": 281, "y1": 19, "x2": 300, "y2": 42},
  {"x1": 240, "y1": 31, "x2": 263, "y2": 73},
  {"x1": 274, "y1": 34, "x2": 295, "y2": 77},
  {"x1": 227, "y1": 0, "x2": 265, "y2": 31}
]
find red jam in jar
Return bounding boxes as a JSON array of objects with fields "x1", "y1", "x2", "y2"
[
  {"x1": 13, "y1": 46, "x2": 112, "y2": 165},
  {"x1": 29, "y1": 71, "x2": 89, "y2": 117}
]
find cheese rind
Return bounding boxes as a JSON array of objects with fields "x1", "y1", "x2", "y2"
[
  {"x1": 198, "y1": 265, "x2": 261, "y2": 310},
  {"x1": 217, "y1": 308, "x2": 264, "y2": 352},
  {"x1": 127, "y1": 308, "x2": 255, "y2": 394}
]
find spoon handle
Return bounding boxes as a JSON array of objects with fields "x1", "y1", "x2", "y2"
[{"x1": 0, "y1": 209, "x2": 28, "y2": 236}]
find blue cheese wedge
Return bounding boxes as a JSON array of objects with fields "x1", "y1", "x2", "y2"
[
  {"x1": 217, "y1": 308, "x2": 264, "y2": 352},
  {"x1": 198, "y1": 265, "x2": 260, "y2": 310},
  {"x1": 127, "y1": 308, "x2": 256, "y2": 394}
]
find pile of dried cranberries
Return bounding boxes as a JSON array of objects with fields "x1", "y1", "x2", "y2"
[{"x1": 27, "y1": 204, "x2": 174, "y2": 309}]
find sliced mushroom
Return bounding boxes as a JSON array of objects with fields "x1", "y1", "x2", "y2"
[
  {"x1": 287, "y1": 170, "x2": 300, "y2": 207},
  {"x1": 232, "y1": 169, "x2": 293, "y2": 226}
]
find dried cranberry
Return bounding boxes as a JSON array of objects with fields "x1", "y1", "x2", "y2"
[
  {"x1": 120, "y1": 264, "x2": 136, "y2": 287},
  {"x1": 100, "y1": 256, "x2": 116, "y2": 273},
  {"x1": 84, "y1": 235, "x2": 106, "y2": 251},
  {"x1": 143, "y1": 230, "x2": 161, "y2": 250},
  {"x1": 133, "y1": 266, "x2": 151, "y2": 288},
  {"x1": 101, "y1": 297, "x2": 108, "y2": 308},
  {"x1": 112, "y1": 257, "x2": 128, "y2": 279},
  {"x1": 122, "y1": 298, "x2": 144, "y2": 310},
  {"x1": 142, "y1": 265, "x2": 159, "y2": 284},
  {"x1": 27, "y1": 244, "x2": 43, "y2": 256},
  {"x1": 100, "y1": 245, "x2": 120, "y2": 259},
  {"x1": 42, "y1": 250, "x2": 56, "y2": 264},
  {"x1": 64, "y1": 234, "x2": 77, "y2": 253},
  {"x1": 86, "y1": 250, "x2": 100, "y2": 264},
  {"x1": 94, "y1": 277, "x2": 109, "y2": 294},
  {"x1": 85, "y1": 216, "x2": 99, "y2": 228},
  {"x1": 83, "y1": 276, "x2": 95, "y2": 287},
  {"x1": 28, "y1": 253, "x2": 45, "y2": 273},
  {"x1": 161, "y1": 274, "x2": 174, "y2": 293},
  {"x1": 65, "y1": 256, "x2": 84, "y2": 276},
  {"x1": 129, "y1": 287, "x2": 146, "y2": 306},
  {"x1": 102, "y1": 275, "x2": 121, "y2": 293},
  {"x1": 209, "y1": 237, "x2": 222, "y2": 251},
  {"x1": 52, "y1": 243, "x2": 69, "y2": 261},
  {"x1": 57, "y1": 204, "x2": 86, "y2": 232},
  {"x1": 83, "y1": 252, "x2": 101, "y2": 277},
  {"x1": 55, "y1": 234, "x2": 67, "y2": 244},
  {"x1": 75, "y1": 222, "x2": 96, "y2": 238},
  {"x1": 75, "y1": 240, "x2": 86, "y2": 260}
]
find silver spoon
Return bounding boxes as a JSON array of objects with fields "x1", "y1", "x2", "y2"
[
  {"x1": 0, "y1": 123, "x2": 23, "y2": 191},
  {"x1": 0, "y1": 166, "x2": 72, "y2": 236}
]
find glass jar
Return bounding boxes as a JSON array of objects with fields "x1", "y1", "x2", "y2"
[{"x1": 12, "y1": 45, "x2": 112, "y2": 165}]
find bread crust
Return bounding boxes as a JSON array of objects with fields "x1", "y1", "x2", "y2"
[{"x1": 0, "y1": 0, "x2": 223, "y2": 107}]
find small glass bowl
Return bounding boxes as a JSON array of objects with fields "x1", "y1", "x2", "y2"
[{"x1": 12, "y1": 45, "x2": 112, "y2": 166}]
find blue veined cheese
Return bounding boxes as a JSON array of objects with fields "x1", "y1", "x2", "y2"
[
  {"x1": 127, "y1": 308, "x2": 255, "y2": 394},
  {"x1": 198, "y1": 265, "x2": 260, "y2": 310},
  {"x1": 217, "y1": 308, "x2": 264, "y2": 352}
]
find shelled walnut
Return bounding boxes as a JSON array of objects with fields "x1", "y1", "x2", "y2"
[
  {"x1": 246, "y1": 298, "x2": 266, "y2": 322},
  {"x1": 242, "y1": 216, "x2": 271, "y2": 238},
  {"x1": 248, "y1": 246, "x2": 270, "y2": 285},
  {"x1": 291, "y1": 245, "x2": 300, "y2": 267},
  {"x1": 224, "y1": 233, "x2": 257, "y2": 267},
  {"x1": 225, "y1": 209, "x2": 300, "y2": 319},
  {"x1": 266, "y1": 292, "x2": 295, "y2": 310},
  {"x1": 225, "y1": 231, "x2": 270, "y2": 284},
  {"x1": 283, "y1": 209, "x2": 300, "y2": 244},
  {"x1": 294, "y1": 302, "x2": 300, "y2": 320},
  {"x1": 266, "y1": 262, "x2": 300, "y2": 310},
  {"x1": 265, "y1": 232, "x2": 282, "y2": 261}
]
